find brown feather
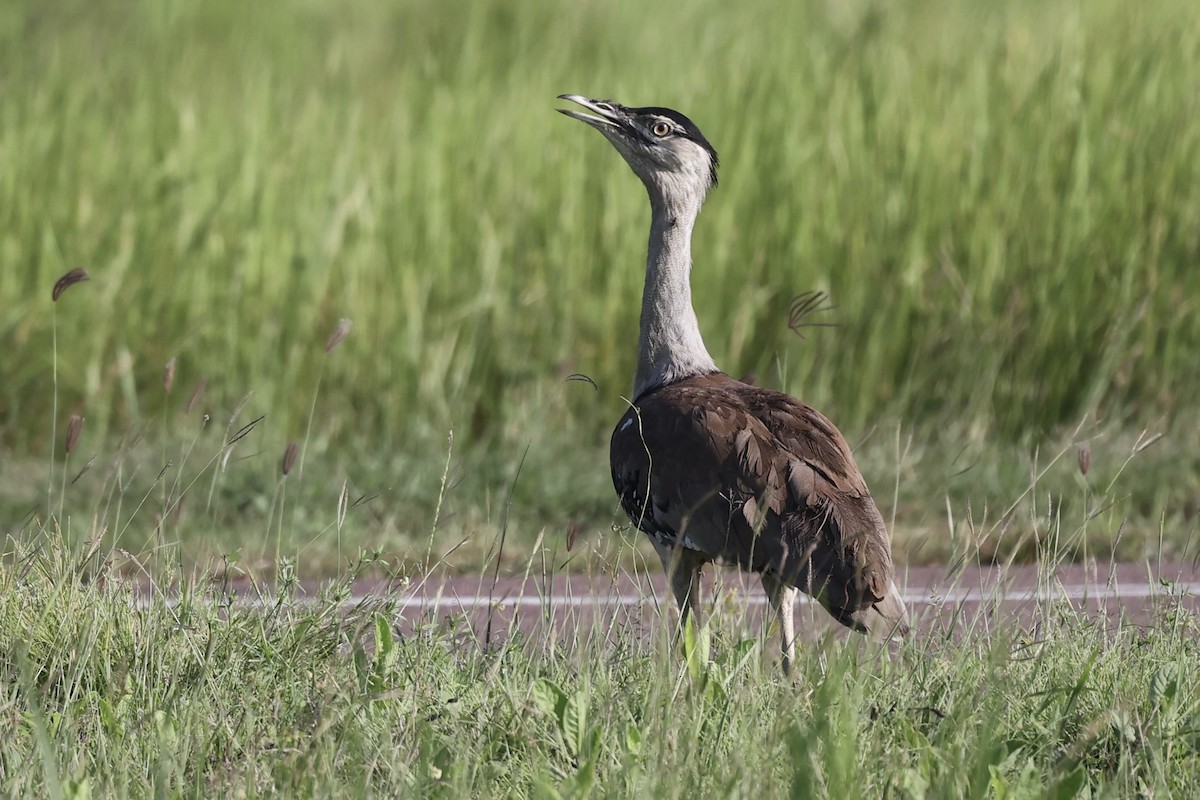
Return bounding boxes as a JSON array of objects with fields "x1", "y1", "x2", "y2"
[{"x1": 611, "y1": 372, "x2": 905, "y2": 633}]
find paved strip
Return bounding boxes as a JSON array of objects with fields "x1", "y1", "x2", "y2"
[
  {"x1": 392, "y1": 582, "x2": 1200, "y2": 609},
  {"x1": 150, "y1": 563, "x2": 1195, "y2": 643},
  {"x1": 366, "y1": 562, "x2": 1200, "y2": 640},
  {"x1": 386, "y1": 562, "x2": 1200, "y2": 606}
]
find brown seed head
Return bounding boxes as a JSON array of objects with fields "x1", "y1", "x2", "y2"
[
  {"x1": 324, "y1": 318, "x2": 352, "y2": 353},
  {"x1": 282, "y1": 441, "x2": 299, "y2": 476},
  {"x1": 185, "y1": 377, "x2": 207, "y2": 414},
  {"x1": 65, "y1": 415, "x2": 84, "y2": 454},
  {"x1": 52, "y1": 269, "x2": 90, "y2": 302},
  {"x1": 1077, "y1": 445, "x2": 1091, "y2": 476},
  {"x1": 163, "y1": 357, "x2": 177, "y2": 395}
]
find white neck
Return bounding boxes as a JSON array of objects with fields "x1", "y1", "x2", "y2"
[{"x1": 633, "y1": 179, "x2": 718, "y2": 397}]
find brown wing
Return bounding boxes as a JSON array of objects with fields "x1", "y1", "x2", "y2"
[{"x1": 610, "y1": 372, "x2": 899, "y2": 629}]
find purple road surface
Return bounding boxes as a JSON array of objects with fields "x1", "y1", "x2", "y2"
[{"x1": 307, "y1": 562, "x2": 1200, "y2": 646}]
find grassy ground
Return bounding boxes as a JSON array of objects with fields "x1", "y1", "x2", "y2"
[
  {"x1": 3, "y1": 403, "x2": 1199, "y2": 580},
  {"x1": 1, "y1": 541, "x2": 1198, "y2": 797}
]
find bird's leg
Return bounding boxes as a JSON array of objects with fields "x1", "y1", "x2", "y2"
[
  {"x1": 656, "y1": 541, "x2": 704, "y2": 631},
  {"x1": 670, "y1": 556, "x2": 704, "y2": 631},
  {"x1": 761, "y1": 573, "x2": 797, "y2": 675}
]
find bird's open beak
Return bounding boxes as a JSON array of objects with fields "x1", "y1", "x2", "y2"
[{"x1": 556, "y1": 94, "x2": 626, "y2": 130}]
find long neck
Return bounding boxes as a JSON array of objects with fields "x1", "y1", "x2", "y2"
[{"x1": 633, "y1": 185, "x2": 718, "y2": 397}]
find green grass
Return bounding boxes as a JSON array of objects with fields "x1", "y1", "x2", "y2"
[
  {"x1": 2, "y1": 0, "x2": 1199, "y2": 573},
  {"x1": 5, "y1": 0, "x2": 1198, "y2": 441},
  {"x1": 3, "y1": 400, "x2": 1199, "y2": 579},
  {"x1": 1, "y1": 540, "x2": 1198, "y2": 797}
]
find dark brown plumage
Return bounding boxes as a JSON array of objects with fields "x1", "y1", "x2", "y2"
[{"x1": 611, "y1": 373, "x2": 907, "y2": 636}]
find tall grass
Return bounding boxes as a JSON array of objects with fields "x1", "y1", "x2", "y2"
[
  {"x1": 1, "y1": 0, "x2": 1198, "y2": 567},
  {"x1": 2, "y1": 0, "x2": 1197, "y2": 449}
]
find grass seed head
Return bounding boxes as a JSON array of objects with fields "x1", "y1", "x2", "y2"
[
  {"x1": 52, "y1": 268, "x2": 90, "y2": 301},
  {"x1": 185, "y1": 378, "x2": 207, "y2": 414},
  {"x1": 1078, "y1": 445, "x2": 1091, "y2": 476},
  {"x1": 282, "y1": 441, "x2": 299, "y2": 476},
  {"x1": 71, "y1": 454, "x2": 97, "y2": 485},
  {"x1": 65, "y1": 414, "x2": 84, "y2": 454},
  {"x1": 169, "y1": 493, "x2": 186, "y2": 526},
  {"x1": 787, "y1": 290, "x2": 837, "y2": 339},
  {"x1": 337, "y1": 480, "x2": 349, "y2": 531},
  {"x1": 228, "y1": 391, "x2": 254, "y2": 426},
  {"x1": 325, "y1": 318, "x2": 352, "y2": 353},
  {"x1": 163, "y1": 357, "x2": 177, "y2": 395}
]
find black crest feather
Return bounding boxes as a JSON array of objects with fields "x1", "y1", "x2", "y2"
[{"x1": 632, "y1": 105, "x2": 720, "y2": 186}]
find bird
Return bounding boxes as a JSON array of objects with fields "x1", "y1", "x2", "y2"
[{"x1": 557, "y1": 94, "x2": 909, "y2": 672}]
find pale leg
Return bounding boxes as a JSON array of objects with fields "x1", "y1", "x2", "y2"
[{"x1": 761, "y1": 573, "x2": 797, "y2": 675}]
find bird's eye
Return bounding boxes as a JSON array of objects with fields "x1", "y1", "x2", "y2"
[{"x1": 651, "y1": 121, "x2": 671, "y2": 137}]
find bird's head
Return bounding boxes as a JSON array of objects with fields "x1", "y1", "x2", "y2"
[{"x1": 557, "y1": 94, "x2": 719, "y2": 204}]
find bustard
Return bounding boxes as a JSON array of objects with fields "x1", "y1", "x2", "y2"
[{"x1": 557, "y1": 94, "x2": 908, "y2": 672}]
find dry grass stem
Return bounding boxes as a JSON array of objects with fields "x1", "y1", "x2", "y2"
[{"x1": 325, "y1": 318, "x2": 352, "y2": 353}]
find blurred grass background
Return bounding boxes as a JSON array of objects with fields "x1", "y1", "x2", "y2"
[{"x1": 1, "y1": 0, "x2": 1198, "y2": 574}]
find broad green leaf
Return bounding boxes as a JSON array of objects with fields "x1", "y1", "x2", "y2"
[
  {"x1": 531, "y1": 777, "x2": 563, "y2": 800},
  {"x1": 683, "y1": 615, "x2": 710, "y2": 683},
  {"x1": 374, "y1": 612, "x2": 396, "y2": 672},
  {"x1": 705, "y1": 676, "x2": 728, "y2": 705},
  {"x1": 532, "y1": 678, "x2": 567, "y2": 720},
  {"x1": 561, "y1": 690, "x2": 589, "y2": 760},
  {"x1": 353, "y1": 646, "x2": 370, "y2": 690},
  {"x1": 988, "y1": 765, "x2": 1009, "y2": 800},
  {"x1": 1051, "y1": 766, "x2": 1085, "y2": 800},
  {"x1": 624, "y1": 724, "x2": 643, "y2": 757},
  {"x1": 570, "y1": 757, "x2": 596, "y2": 798},
  {"x1": 98, "y1": 697, "x2": 122, "y2": 739},
  {"x1": 63, "y1": 778, "x2": 91, "y2": 800},
  {"x1": 1149, "y1": 664, "x2": 1178, "y2": 710},
  {"x1": 897, "y1": 767, "x2": 928, "y2": 800}
]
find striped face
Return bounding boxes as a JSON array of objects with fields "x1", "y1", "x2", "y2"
[{"x1": 557, "y1": 94, "x2": 720, "y2": 195}]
